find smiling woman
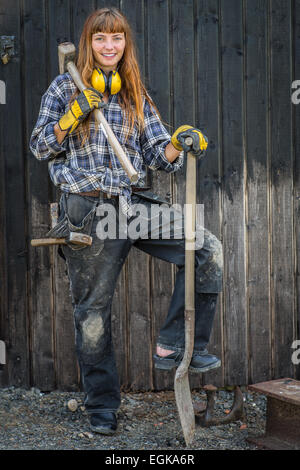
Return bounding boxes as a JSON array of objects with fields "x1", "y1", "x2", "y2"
[
  {"x1": 92, "y1": 32, "x2": 125, "y2": 74},
  {"x1": 29, "y1": 6, "x2": 218, "y2": 438},
  {"x1": 72, "y1": 7, "x2": 160, "y2": 144}
]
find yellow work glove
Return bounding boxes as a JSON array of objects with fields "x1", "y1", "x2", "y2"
[
  {"x1": 171, "y1": 125, "x2": 208, "y2": 157},
  {"x1": 58, "y1": 87, "x2": 106, "y2": 134}
]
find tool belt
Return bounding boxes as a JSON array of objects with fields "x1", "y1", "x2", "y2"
[{"x1": 46, "y1": 187, "x2": 152, "y2": 245}]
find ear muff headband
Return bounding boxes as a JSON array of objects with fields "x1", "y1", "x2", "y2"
[{"x1": 91, "y1": 68, "x2": 121, "y2": 95}]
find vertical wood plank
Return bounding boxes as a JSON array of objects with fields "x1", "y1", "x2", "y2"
[
  {"x1": 0, "y1": 20, "x2": 8, "y2": 385},
  {"x1": 72, "y1": 0, "x2": 96, "y2": 48},
  {"x1": 48, "y1": 0, "x2": 72, "y2": 82},
  {"x1": 112, "y1": 0, "x2": 144, "y2": 390},
  {"x1": 47, "y1": 0, "x2": 79, "y2": 391},
  {"x1": 195, "y1": 0, "x2": 224, "y2": 387},
  {"x1": 143, "y1": 0, "x2": 174, "y2": 391},
  {"x1": 172, "y1": 0, "x2": 195, "y2": 208},
  {"x1": 120, "y1": 0, "x2": 145, "y2": 77},
  {"x1": 24, "y1": 0, "x2": 56, "y2": 390},
  {"x1": 127, "y1": 246, "x2": 152, "y2": 391},
  {"x1": 220, "y1": 0, "x2": 247, "y2": 385},
  {"x1": 96, "y1": 0, "x2": 120, "y2": 8},
  {"x1": 245, "y1": 0, "x2": 272, "y2": 384},
  {"x1": 111, "y1": 266, "x2": 129, "y2": 389},
  {"x1": 270, "y1": 0, "x2": 294, "y2": 378},
  {"x1": 170, "y1": 0, "x2": 200, "y2": 391},
  {"x1": 0, "y1": 0, "x2": 30, "y2": 388},
  {"x1": 0, "y1": 89, "x2": 8, "y2": 386},
  {"x1": 294, "y1": 0, "x2": 300, "y2": 381},
  {"x1": 120, "y1": 0, "x2": 152, "y2": 391}
]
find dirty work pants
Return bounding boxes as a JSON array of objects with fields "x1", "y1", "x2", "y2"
[{"x1": 61, "y1": 192, "x2": 223, "y2": 414}]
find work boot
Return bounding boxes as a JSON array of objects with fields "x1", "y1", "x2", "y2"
[
  {"x1": 89, "y1": 411, "x2": 117, "y2": 435},
  {"x1": 188, "y1": 349, "x2": 221, "y2": 373},
  {"x1": 154, "y1": 349, "x2": 221, "y2": 374}
]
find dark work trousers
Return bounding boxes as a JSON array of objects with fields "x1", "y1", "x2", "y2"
[{"x1": 59, "y1": 192, "x2": 223, "y2": 414}]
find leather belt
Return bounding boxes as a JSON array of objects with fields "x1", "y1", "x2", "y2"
[
  {"x1": 131, "y1": 187, "x2": 151, "y2": 192},
  {"x1": 77, "y1": 190, "x2": 117, "y2": 199},
  {"x1": 76, "y1": 187, "x2": 151, "y2": 199}
]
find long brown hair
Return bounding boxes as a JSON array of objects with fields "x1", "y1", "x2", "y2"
[{"x1": 72, "y1": 7, "x2": 158, "y2": 143}]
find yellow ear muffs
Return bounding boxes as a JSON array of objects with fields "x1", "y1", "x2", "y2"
[
  {"x1": 108, "y1": 70, "x2": 122, "y2": 95},
  {"x1": 91, "y1": 68, "x2": 121, "y2": 95},
  {"x1": 91, "y1": 68, "x2": 106, "y2": 94}
]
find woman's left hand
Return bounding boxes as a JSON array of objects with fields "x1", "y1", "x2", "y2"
[{"x1": 171, "y1": 125, "x2": 208, "y2": 157}]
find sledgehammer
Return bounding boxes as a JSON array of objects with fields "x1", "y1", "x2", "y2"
[{"x1": 58, "y1": 42, "x2": 138, "y2": 183}]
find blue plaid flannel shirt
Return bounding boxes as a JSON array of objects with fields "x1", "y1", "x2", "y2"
[{"x1": 30, "y1": 73, "x2": 183, "y2": 216}]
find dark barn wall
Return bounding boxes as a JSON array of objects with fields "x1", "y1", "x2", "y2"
[{"x1": 0, "y1": 0, "x2": 300, "y2": 391}]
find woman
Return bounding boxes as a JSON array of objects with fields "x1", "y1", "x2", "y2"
[{"x1": 30, "y1": 7, "x2": 223, "y2": 435}]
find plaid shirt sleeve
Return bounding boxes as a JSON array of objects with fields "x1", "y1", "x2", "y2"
[
  {"x1": 29, "y1": 76, "x2": 69, "y2": 160},
  {"x1": 140, "y1": 99, "x2": 184, "y2": 173}
]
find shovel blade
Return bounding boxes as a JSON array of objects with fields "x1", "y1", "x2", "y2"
[{"x1": 174, "y1": 368, "x2": 195, "y2": 446}]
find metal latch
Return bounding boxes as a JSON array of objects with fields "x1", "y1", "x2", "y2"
[{"x1": 0, "y1": 36, "x2": 15, "y2": 64}]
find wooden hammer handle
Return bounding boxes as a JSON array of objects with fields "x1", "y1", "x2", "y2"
[
  {"x1": 67, "y1": 62, "x2": 138, "y2": 183},
  {"x1": 31, "y1": 238, "x2": 67, "y2": 247}
]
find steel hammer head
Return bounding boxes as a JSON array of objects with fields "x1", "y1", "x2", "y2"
[
  {"x1": 68, "y1": 232, "x2": 92, "y2": 246},
  {"x1": 58, "y1": 42, "x2": 76, "y2": 75}
]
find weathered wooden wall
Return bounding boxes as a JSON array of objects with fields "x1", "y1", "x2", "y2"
[{"x1": 0, "y1": 0, "x2": 300, "y2": 391}]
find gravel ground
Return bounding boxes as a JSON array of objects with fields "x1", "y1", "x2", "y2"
[{"x1": 0, "y1": 385, "x2": 267, "y2": 451}]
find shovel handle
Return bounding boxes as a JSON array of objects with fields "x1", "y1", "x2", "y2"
[
  {"x1": 67, "y1": 62, "x2": 138, "y2": 183},
  {"x1": 178, "y1": 150, "x2": 197, "y2": 375},
  {"x1": 174, "y1": 149, "x2": 197, "y2": 447}
]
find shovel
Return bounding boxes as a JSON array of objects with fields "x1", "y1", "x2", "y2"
[{"x1": 174, "y1": 137, "x2": 196, "y2": 447}]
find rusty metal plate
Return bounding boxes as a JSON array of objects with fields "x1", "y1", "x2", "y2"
[
  {"x1": 248, "y1": 378, "x2": 300, "y2": 406},
  {"x1": 248, "y1": 378, "x2": 300, "y2": 450}
]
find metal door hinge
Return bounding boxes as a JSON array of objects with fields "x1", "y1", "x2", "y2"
[{"x1": 0, "y1": 36, "x2": 15, "y2": 64}]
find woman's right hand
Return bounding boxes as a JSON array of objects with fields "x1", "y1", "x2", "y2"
[{"x1": 58, "y1": 88, "x2": 106, "y2": 134}]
